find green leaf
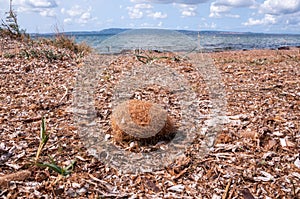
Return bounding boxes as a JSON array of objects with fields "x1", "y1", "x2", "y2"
[
  {"x1": 37, "y1": 160, "x2": 76, "y2": 176},
  {"x1": 48, "y1": 155, "x2": 56, "y2": 164},
  {"x1": 37, "y1": 162, "x2": 64, "y2": 175},
  {"x1": 65, "y1": 160, "x2": 76, "y2": 171}
]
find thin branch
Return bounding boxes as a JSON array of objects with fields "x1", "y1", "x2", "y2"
[{"x1": 59, "y1": 85, "x2": 68, "y2": 103}]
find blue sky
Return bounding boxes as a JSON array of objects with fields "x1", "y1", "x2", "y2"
[{"x1": 0, "y1": 0, "x2": 300, "y2": 33}]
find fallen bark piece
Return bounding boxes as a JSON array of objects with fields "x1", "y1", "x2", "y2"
[
  {"x1": 254, "y1": 171, "x2": 274, "y2": 182},
  {"x1": 240, "y1": 188, "x2": 255, "y2": 199},
  {"x1": 167, "y1": 184, "x2": 185, "y2": 192},
  {"x1": 295, "y1": 158, "x2": 300, "y2": 169},
  {"x1": 0, "y1": 170, "x2": 31, "y2": 188}
]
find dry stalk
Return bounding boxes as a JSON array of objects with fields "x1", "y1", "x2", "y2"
[
  {"x1": 59, "y1": 85, "x2": 68, "y2": 103},
  {"x1": 222, "y1": 178, "x2": 232, "y2": 199}
]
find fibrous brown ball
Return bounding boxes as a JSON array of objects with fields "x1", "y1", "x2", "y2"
[{"x1": 111, "y1": 99, "x2": 175, "y2": 145}]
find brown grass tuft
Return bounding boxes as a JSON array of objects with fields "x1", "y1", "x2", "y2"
[{"x1": 111, "y1": 99, "x2": 175, "y2": 145}]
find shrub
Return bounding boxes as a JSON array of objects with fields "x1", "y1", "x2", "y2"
[
  {"x1": 0, "y1": 0, "x2": 29, "y2": 40},
  {"x1": 48, "y1": 34, "x2": 91, "y2": 56}
]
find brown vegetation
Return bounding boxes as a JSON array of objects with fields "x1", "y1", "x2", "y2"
[
  {"x1": 111, "y1": 99, "x2": 175, "y2": 147},
  {"x1": 0, "y1": 34, "x2": 299, "y2": 198}
]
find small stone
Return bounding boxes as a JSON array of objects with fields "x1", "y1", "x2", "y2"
[
  {"x1": 212, "y1": 194, "x2": 221, "y2": 199},
  {"x1": 294, "y1": 158, "x2": 300, "y2": 169},
  {"x1": 129, "y1": 142, "x2": 135, "y2": 148},
  {"x1": 104, "y1": 134, "x2": 111, "y2": 141},
  {"x1": 67, "y1": 188, "x2": 77, "y2": 197},
  {"x1": 76, "y1": 187, "x2": 87, "y2": 195},
  {"x1": 72, "y1": 182, "x2": 81, "y2": 188},
  {"x1": 167, "y1": 184, "x2": 185, "y2": 192}
]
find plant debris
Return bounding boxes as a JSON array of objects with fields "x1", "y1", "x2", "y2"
[
  {"x1": 0, "y1": 35, "x2": 299, "y2": 198},
  {"x1": 111, "y1": 99, "x2": 175, "y2": 148}
]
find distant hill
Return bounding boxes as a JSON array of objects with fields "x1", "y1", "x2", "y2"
[
  {"x1": 98, "y1": 28, "x2": 256, "y2": 36},
  {"x1": 32, "y1": 28, "x2": 298, "y2": 38},
  {"x1": 98, "y1": 28, "x2": 131, "y2": 34}
]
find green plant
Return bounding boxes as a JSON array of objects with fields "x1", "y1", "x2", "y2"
[
  {"x1": 43, "y1": 49, "x2": 60, "y2": 61},
  {"x1": 37, "y1": 159, "x2": 76, "y2": 176},
  {"x1": 3, "y1": 52, "x2": 15, "y2": 58},
  {"x1": 20, "y1": 49, "x2": 30, "y2": 59},
  {"x1": 35, "y1": 117, "x2": 50, "y2": 164},
  {"x1": 35, "y1": 117, "x2": 76, "y2": 177}
]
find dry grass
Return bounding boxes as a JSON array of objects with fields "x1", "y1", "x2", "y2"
[
  {"x1": 50, "y1": 34, "x2": 91, "y2": 56},
  {"x1": 0, "y1": 28, "x2": 30, "y2": 41}
]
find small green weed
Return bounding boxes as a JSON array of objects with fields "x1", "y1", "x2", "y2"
[
  {"x1": 35, "y1": 117, "x2": 49, "y2": 164},
  {"x1": 35, "y1": 117, "x2": 76, "y2": 177},
  {"x1": 37, "y1": 159, "x2": 76, "y2": 176}
]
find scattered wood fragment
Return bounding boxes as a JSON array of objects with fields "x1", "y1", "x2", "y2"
[
  {"x1": 0, "y1": 170, "x2": 31, "y2": 188},
  {"x1": 222, "y1": 178, "x2": 232, "y2": 199},
  {"x1": 1, "y1": 35, "x2": 299, "y2": 198},
  {"x1": 240, "y1": 188, "x2": 255, "y2": 199}
]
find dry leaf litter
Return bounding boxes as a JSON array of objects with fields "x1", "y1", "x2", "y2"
[{"x1": 0, "y1": 35, "x2": 299, "y2": 198}]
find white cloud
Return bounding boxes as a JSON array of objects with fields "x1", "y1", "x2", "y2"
[
  {"x1": 242, "y1": 0, "x2": 300, "y2": 30},
  {"x1": 209, "y1": 22, "x2": 217, "y2": 29},
  {"x1": 215, "y1": 0, "x2": 255, "y2": 7},
  {"x1": 130, "y1": 0, "x2": 208, "y2": 4},
  {"x1": 147, "y1": 11, "x2": 167, "y2": 19},
  {"x1": 140, "y1": 22, "x2": 152, "y2": 27},
  {"x1": 224, "y1": 13, "x2": 240, "y2": 18},
  {"x1": 210, "y1": 0, "x2": 255, "y2": 18},
  {"x1": 126, "y1": 4, "x2": 153, "y2": 19},
  {"x1": 243, "y1": 14, "x2": 277, "y2": 26},
  {"x1": 176, "y1": 4, "x2": 198, "y2": 17},
  {"x1": 260, "y1": 0, "x2": 300, "y2": 15},
  {"x1": 127, "y1": 6, "x2": 144, "y2": 19},
  {"x1": 128, "y1": 2, "x2": 197, "y2": 19},
  {"x1": 64, "y1": 5, "x2": 84, "y2": 17},
  {"x1": 209, "y1": 2, "x2": 230, "y2": 17},
  {"x1": 79, "y1": 12, "x2": 91, "y2": 24},
  {"x1": 182, "y1": 10, "x2": 196, "y2": 16},
  {"x1": 14, "y1": 0, "x2": 58, "y2": 17},
  {"x1": 26, "y1": 0, "x2": 57, "y2": 8},
  {"x1": 139, "y1": 21, "x2": 163, "y2": 27},
  {"x1": 40, "y1": 9, "x2": 56, "y2": 17},
  {"x1": 14, "y1": 0, "x2": 57, "y2": 10},
  {"x1": 127, "y1": 3, "x2": 166, "y2": 19},
  {"x1": 199, "y1": 21, "x2": 217, "y2": 29},
  {"x1": 135, "y1": 3, "x2": 153, "y2": 9},
  {"x1": 62, "y1": 5, "x2": 96, "y2": 25},
  {"x1": 63, "y1": 18, "x2": 72, "y2": 24}
]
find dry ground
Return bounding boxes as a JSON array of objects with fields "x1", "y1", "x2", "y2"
[{"x1": 0, "y1": 36, "x2": 299, "y2": 198}]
